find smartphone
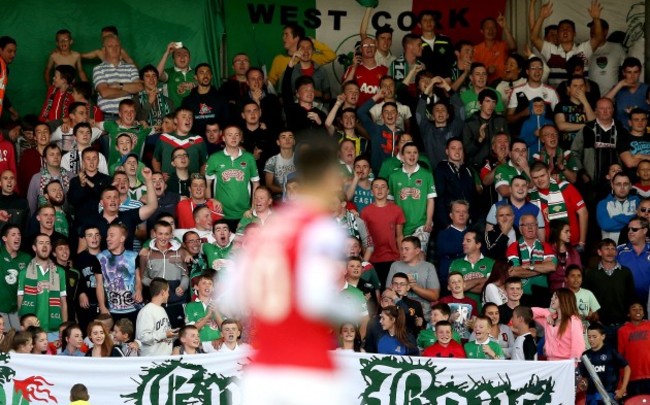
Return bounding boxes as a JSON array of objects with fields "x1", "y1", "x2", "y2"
[{"x1": 174, "y1": 42, "x2": 183, "y2": 49}]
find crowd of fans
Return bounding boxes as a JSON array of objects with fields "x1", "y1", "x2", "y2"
[{"x1": 0, "y1": 0, "x2": 648, "y2": 402}]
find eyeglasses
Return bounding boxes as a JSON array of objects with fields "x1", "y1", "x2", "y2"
[
  {"x1": 640, "y1": 208, "x2": 650, "y2": 213},
  {"x1": 392, "y1": 282, "x2": 408, "y2": 287},
  {"x1": 361, "y1": 44, "x2": 376, "y2": 48},
  {"x1": 629, "y1": 227, "x2": 645, "y2": 233},
  {"x1": 173, "y1": 153, "x2": 188, "y2": 160},
  {"x1": 185, "y1": 239, "x2": 201, "y2": 244}
]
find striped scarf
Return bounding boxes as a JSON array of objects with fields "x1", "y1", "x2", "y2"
[
  {"x1": 138, "y1": 90, "x2": 171, "y2": 127},
  {"x1": 20, "y1": 260, "x2": 62, "y2": 331},
  {"x1": 529, "y1": 179, "x2": 568, "y2": 221},
  {"x1": 516, "y1": 237, "x2": 545, "y2": 265}
]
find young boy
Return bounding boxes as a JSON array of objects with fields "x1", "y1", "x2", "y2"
[
  {"x1": 417, "y1": 303, "x2": 462, "y2": 351},
  {"x1": 345, "y1": 236, "x2": 381, "y2": 295},
  {"x1": 439, "y1": 272, "x2": 479, "y2": 341},
  {"x1": 498, "y1": 277, "x2": 523, "y2": 325},
  {"x1": 617, "y1": 302, "x2": 650, "y2": 396},
  {"x1": 69, "y1": 383, "x2": 90, "y2": 405},
  {"x1": 218, "y1": 319, "x2": 250, "y2": 353},
  {"x1": 580, "y1": 322, "x2": 630, "y2": 403},
  {"x1": 44, "y1": 29, "x2": 87, "y2": 86},
  {"x1": 463, "y1": 316, "x2": 505, "y2": 359},
  {"x1": 112, "y1": 317, "x2": 139, "y2": 356},
  {"x1": 120, "y1": 154, "x2": 146, "y2": 201},
  {"x1": 172, "y1": 325, "x2": 203, "y2": 355},
  {"x1": 511, "y1": 305, "x2": 537, "y2": 360},
  {"x1": 185, "y1": 274, "x2": 222, "y2": 353},
  {"x1": 109, "y1": 133, "x2": 147, "y2": 181},
  {"x1": 346, "y1": 256, "x2": 379, "y2": 316},
  {"x1": 61, "y1": 122, "x2": 108, "y2": 175},
  {"x1": 95, "y1": 99, "x2": 154, "y2": 168},
  {"x1": 39, "y1": 65, "x2": 76, "y2": 123},
  {"x1": 422, "y1": 321, "x2": 466, "y2": 358}
]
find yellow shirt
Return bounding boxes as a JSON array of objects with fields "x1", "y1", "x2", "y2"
[{"x1": 268, "y1": 39, "x2": 336, "y2": 87}]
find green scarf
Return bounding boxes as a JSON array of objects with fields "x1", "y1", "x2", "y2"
[
  {"x1": 517, "y1": 237, "x2": 546, "y2": 265},
  {"x1": 20, "y1": 260, "x2": 62, "y2": 331},
  {"x1": 529, "y1": 179, "x2": 568, "y2": 221},
  {"x1": 138, "y1": 90, "x2": 171, "y2": 127}
]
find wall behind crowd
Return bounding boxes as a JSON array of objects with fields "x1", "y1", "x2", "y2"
[{"x1": 2, "y1": 0, "x2": 224, "y2": 115}]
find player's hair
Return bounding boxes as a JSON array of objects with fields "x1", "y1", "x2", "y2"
[
  {"x1": 391, "y1": 272, "x2": 409, "y2": 283},
  {"x1": 622, "y1": 57, "x2": 642, "y2": 70},
  {"x1": 504, "y1": 276, "x2": 522, "y2": 288},
  {"x1": 0, "y1": 36, "x2": 16, "y2": 49},
  {"x1": 70, "y1": 384, "x2": 90, "y2": 401},
  {"x1": 294, "y1": 138, "x2": 339, "y2": 186}
]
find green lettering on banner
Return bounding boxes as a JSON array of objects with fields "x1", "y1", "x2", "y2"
[
  {"x1": 358, "y1": 356, "x2": 555, "y2": 404},
  {"x1": 121, "y1": 358, "x2": 240, "y2": 405}
]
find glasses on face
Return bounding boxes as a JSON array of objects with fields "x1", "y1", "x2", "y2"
[
  {"x1": 185, "y1": 239, "x2": 201, "y2": 244},
  {"x1": 640, "y1": 208, "x2": 650, "y2": 213},
  {"x1": 629, "y1": 227, "x2": 645, "y2": 233},
  {"x1": 392, "y1": 282, "x2": 408, "y2": 287},
  {"x1": 361, "y1": 44, "x2": 376, "y2": 48},
  {"x1": 173, "y1": 153, "x2": 188, "y2": 160}
]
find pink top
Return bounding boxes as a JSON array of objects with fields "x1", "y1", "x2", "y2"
[{"x1": 532, "y1": 307, "x2": 585, "y2": 361}]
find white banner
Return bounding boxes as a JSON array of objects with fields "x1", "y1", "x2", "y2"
[{"x1": 0, "y1": 350, "x2": 575, "y2": 404}]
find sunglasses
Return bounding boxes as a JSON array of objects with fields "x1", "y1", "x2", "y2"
[
  {"x1": 640, "y1": 208, "x2": 650, "y2": 213},
  {"x1": 629, "y1": 227, "x2": 645, "y2": 233}
]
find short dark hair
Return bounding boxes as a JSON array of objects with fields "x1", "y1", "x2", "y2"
[
  {"x1": 73, "y1": 122, "x2": 92, "y2": 136},
  {"x1": 55, "y1": 65, "x2": 76, "y2": 85},
  {"x1": 284, "y1": 23, "x2": 305, "y2": 40},
  {"x1": 402, "y1": 235, "x2": 421, "y2": 249},
  {"x1": 375, "y1": 26, "x2": 393, "y2": 38},
  {"x1": 431, "y1": 303, "x2": 451, "y2": 317},
  {"x1": 139, "y1": 64, "x2": 159, "y2": 80},
  {"x1": 294, "y1": 75, "x2": 314, "y2": 91},
  {"x1": 195, "y1": 62, "x2": 212, "y2": 73},
  {"x1": 435, "y1": 320, "x2": 452, "y2": 331},
  {"x1": 101, "y1": 26, "x2": 119, "y2": 35},
  {"x1": 557, "y1": 19, "x2": 576, "y2": 31},
  {"x1": 504, "y1": 276, "x2": 522, "y2": 287},
  {"x1": 622, "y1": 57, "x2": 642, "y2": 70},
  {"x1": 478, "y1": 88, "x2": 498, "y2": 103},
  {"x1": 149, "y1": 277, "x2": 169, "y2": 297},
  {"x1": 418, "y1": 10, "x2": 436, "y2": 23},
  {"x1": 587, "y1": 322, "x2": 606, "y2": 335},
  {"x1": 1, "y1": 224, "x2": 20, "y2": 238},
  {"x1": 55, "y1": 29, "x2": 72, "y2": 39},
  {"x1": 72, "y1": 81, "x2": 92, "y2": 100},
  {"x1": 527, "y1": 57, "x2": 543, "y2": 70},
  {"x1": 0, "y1": 36, "x2": 16, "y2": 49},
  {"x1": 391, "y1": 272, "x2": 409, "y2": 282},
  {"x1": 480, "y1": 17, "x2": 497, "y2": 29},
  {"x1": 544, "y1": 25, "x2": 558, "y2": 37},
  {"x1": 567, "y1": 74, "x2": 586, "y2": 87}
]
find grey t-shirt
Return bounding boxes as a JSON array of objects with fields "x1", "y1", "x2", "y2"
[{"x1": 386, "y1": 261, "x2": 440, "y2": 320}]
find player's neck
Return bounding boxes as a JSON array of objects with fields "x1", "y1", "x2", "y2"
[{"x1": 451, "y1": 292, "x2": 464, "y2": 299}]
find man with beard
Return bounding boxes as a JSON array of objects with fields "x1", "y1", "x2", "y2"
[
  {"x1": 0, "y1": 170, "x2": 29, "y2": 230},
  {"x1": 18, "y1": 234, "x2": 68, "y2": 339},
  {"x1": 0, "y1": 225, "x2": 30, "y2": 329},
  {"x1": 181, "y1": 63, "x2": 229, "y2": 137}
]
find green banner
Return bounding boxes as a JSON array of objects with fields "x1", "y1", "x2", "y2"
[{"x1": 1, "y1": 0, "x2": 224, "y2": 117}]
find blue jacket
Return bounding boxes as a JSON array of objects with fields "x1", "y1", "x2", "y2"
[
  {"x1": 358, "y1": 98, "x2": 404, "y2": 175},
  {"x1": 596, "y1": 194, "x2": 640, "y2": 232},
  {"x1": 520, "y1": 103, "x2": 553, "y2": 158}
]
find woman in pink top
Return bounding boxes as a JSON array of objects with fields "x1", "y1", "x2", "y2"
[{"x1": 532, "y1": 288, "x2": 585, "y2": 361}]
